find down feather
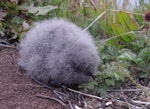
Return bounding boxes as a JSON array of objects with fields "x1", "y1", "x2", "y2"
[{"x1": 18, "y1": 18, "x2": 100, "y2": 87}]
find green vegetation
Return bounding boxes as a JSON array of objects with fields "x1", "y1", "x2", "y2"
[{"x1": 0, "y1": 0, "x2": 150, "y2": 96}]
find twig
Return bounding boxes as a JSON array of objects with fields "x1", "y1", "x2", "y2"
[
  {"x1": 120, "y1": 87, "x2": 132, "y2": 109},
  {"x1": 128, "y1": 98, "x2": 147, "y2": 109},
  {"x1": 36, "y1": 94, "x2": 66, "y2": 106},
  {"x1": 111, "y1": 89, "x2": 142, "y2": 92},
  {"x1": 0, "y1": 43, "x2": 18, "y2": 50},
  {"x1": 28, "y1": 84, "x2": 44, "y2": 88},
  {"x1": 68, "y1": 99, "x2": 74, "y2": 109},
  {"x1": 0, "y1": 39, "x2": 19, "y2": 50},
  {"x1": 53, "y1": 90, "x2": 68, "y2": 103},
  {"x1": 0, "y1": 39, "x2": 10, "y2": 44},
  {"x1": 31, "y1": 78, "x2": 53, "y2": 90},
  {"x1": 31, "y1": 78, "x2": 68, "y2": 103},
  {"x1": 128, "y1": 76, "x2": 150, "y2": 97},
  {"x1": 62, "y1": 86, "x2": 103, "y2": 100},
  {"x1": 1, "y1": 0, "x2": 9, "y2": 10},
  {"x1": 111, "y1": 87, "x2": 150, "y2": 92},
  {"x1": 115, "y1": 99, "x2": 141, "y2": 109},
  {"x1": 132, "y1": 100, "x2": 150, "y2": 105}
]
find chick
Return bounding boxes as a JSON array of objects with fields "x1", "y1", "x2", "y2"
[{"x1": 18, "y1": 18, "x2": 100, "y2": 87}]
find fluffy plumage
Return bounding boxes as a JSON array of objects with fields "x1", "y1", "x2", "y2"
[{"x1": 18, "y1": 18, "x2": 100, "y2": 87}]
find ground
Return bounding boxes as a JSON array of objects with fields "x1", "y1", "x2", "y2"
[
  {"x1": 0, "y1": 47, "x2": 70, "y2": 109},
  {"x1": 0, "y1": 47, "x2": 150, "y2": 109}
]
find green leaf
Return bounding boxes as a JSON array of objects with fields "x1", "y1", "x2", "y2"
[
  {"x1": 139, "y1": 72, "x2": 148, "y2": 78},
  {"x1": 138, "y1": 47, "x2": 150, "y2": 60},
  {"x1": 111, "y1": 23, "x2": 135, "y2": 42},
  {"x1": 118, "y1": 60, "x2": 130, "y2": 68},
  {"x1": 110, "y1": 11, "x2": 139, "y2": 43},
  {"x1": 117, "y1": 12, "x2": 139, "y2": 31},
  {"x1": 117, "y1": 51, "x2": 137, "y2": 61},
  {"x1": 114, "y1": 73, "x2": 120, "y2": 80},
  {"x1": 105, "y1": 78, "x2": 115, "y2": 86},
  {"x1": 97, "y1": 85, "x2": 109, "y2": 95},
  {"x1": 87, "y1": 82, "x2": 94, "y2": 89},
  {"x1": 136, "y1": 47, "x2": 150, "y2": 66},
  {"x1": 87, "y1": 80, "x2": 98, "y2": 89},
  {"x1": 100, "y1": 73, "x2": 110, "y2": 79},
  {"x1": 11, "y1": 16, "x2": 24, "y2": 25},
  {"x1": 105, "y1": 37, "x2": 118, "y2": 46},
  {"x1": 116, "y1": 71, "x2": 126, "y2": 81},
  {"x1": 27, "y1": 5, "x2": 58, "y2": 15},
  {"x1": 99, "y1": 19, "x2": 113, "y2": 35}
]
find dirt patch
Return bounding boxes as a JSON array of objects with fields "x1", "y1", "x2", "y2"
[
  {"x1": 0, "y1": 47, "x2": 150, "y2": 109},
  {"x1": 0, "y1": 47, "x2": 70, "y2": 109}
]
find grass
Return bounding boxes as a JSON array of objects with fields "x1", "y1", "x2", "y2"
[{"x1": 0, "y1": 0, "x2": 150, "y2": 96}]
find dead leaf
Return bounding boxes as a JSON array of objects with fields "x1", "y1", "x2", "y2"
[
  {"x1": 9, "y1": 0, "x2": 17, "y2": 3},
  {"x1": 0, "y1": 9, "x2": 7, "y2": 20},
  {"x1": 23, "y1": 21, "x2": 29, "y2": 30},
  {"x1": 90, "y1": 0, "x2": 97, "y2": 10}
]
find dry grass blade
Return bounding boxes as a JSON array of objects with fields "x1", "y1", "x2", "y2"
[
  {"x1": 84, "y1": 10, "x2": 107, "y2": 31},
  {"x1": 132, "y1": 100, "x2": 150, "y2": 105},
  {"x1": 109, "y1": 9, "x2": 144, "y2": 16},
  {"x1": 36, "y1": 94, "x2": 66, "y2": 106},
  {"x1": 0, "y1": 43, "x2": 18, "y2": 50},
  {"x1": 63, "y1": 86, "x2": 103, "y2": 100}
]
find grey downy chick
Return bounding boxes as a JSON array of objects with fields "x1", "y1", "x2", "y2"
[{"x1": 18, "y1": 18, "x2": 100, "y2": 87}]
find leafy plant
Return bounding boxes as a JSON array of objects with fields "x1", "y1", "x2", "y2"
[
  {"x1": 79, "y1": 1, "x2": 150, "y2": 95},
  {"x1": 0, "y1": 0, "x2": 102, "y2": 43}
]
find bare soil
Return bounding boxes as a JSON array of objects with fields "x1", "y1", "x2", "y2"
[
  {"x1": 0, "y1": 47, "x2": 70, "y2": 109},
  {"x1": 0, "y1": 47, "x2": 150, "y2": 109}
]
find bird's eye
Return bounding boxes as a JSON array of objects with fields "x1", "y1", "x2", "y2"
[{"x1": 87, "y1": 71, "x2": 94, "y2": 78}]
